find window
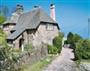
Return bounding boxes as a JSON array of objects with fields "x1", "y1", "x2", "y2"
[
  {"x1": 46, "y1": 24, "x2": 54, "y2": 31},
  {"x1": 8, "y1": 41, "x2": 13, "y2": 44}
]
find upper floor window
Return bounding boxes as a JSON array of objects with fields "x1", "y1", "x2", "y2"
[{"x1": 46, "y1": 24, "x2": 54, "y2": 31}]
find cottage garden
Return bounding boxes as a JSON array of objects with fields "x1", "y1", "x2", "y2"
[
  {"x1": 0, "y1": 23, "x2": 90, "y2": 71},
  {"x1": 0, "y1": 15, "x2": 63, "y2": 71},
  {"x1": 0, "y1": 4, "x2": 63, "y2": 71},
  {"x1": 0, "y1": 25, "x2": 64, "y2": 71},
  {"x1": 0, "y1": 5, "x2": 90, "y2": 71}
]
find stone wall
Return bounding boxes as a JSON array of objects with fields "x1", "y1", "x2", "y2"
[
  {"x1": 3, "y1": 25, "x2": 15, "y2": 35},
  {"x1": 10, "y1": 23, "x2": 59, "y2": 50},
  {"x1": 13, "y1": 35, "x2": 22, "y2": 49},
  {"x1": 33, "y1": 24, "x2": 59, "y2": 46},
  {"x1": 13, "y1": 31, "x2": 28, "y2": 49},
  {"x1": 14, "y1": 43, "x2": 48, "y2": 69}
]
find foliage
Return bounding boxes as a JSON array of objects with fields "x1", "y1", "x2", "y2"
[
  {"x1": 53, "y1": 32, "x2": 64, "y2": 53},
  {"x1": 47, "y1": 32, "x2": 64, "y2": 54},
  {"x1": 66, "y1": 32, "x2": 90, "y2": 60},
  {"x1": 75, "y1": 39, "x2": 90, "y2": 60},
  {"x1": 47, "y1": 45, "x2": 58, "y2": 54},
  {"x1": 66, "y1": 32, "x2": 82, "y2": 49},
  {"x1": 67, "y1": 32, "x2": 74, "y2": 44},
  {"x1": 0, "y1": 16, "x2": 5, "y2": 24},
  {"x1": 0, "y1": 43, "x2": 35, "y2": 71},
  {"x1": 73, "y1": 34, "x2": 82, "y2": 43},
  {"x1": 0, "y1": 29, "x2": 6, "y2": 45},
  {"x1": 0, "y1": 44, "x2": 22, "y2": 71},
  {"x1": 0, "y1": 15, "x2": 6, "y2": 45},
  {"x1": 64, "y1": 40, "x2": 68, "y2": 44}
]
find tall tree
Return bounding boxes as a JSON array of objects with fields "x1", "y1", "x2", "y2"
[{"x1": 67, "y1": 32, "x2": 74, "y2": 44}]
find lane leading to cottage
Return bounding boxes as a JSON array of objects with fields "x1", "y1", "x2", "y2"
[{"x1": 43, "y1": 47, "x2": 81, "y2": 71}]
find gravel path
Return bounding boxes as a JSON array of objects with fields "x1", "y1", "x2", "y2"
[{"x1": 43, "y1": 48, "x2": 81, "y2": 71}]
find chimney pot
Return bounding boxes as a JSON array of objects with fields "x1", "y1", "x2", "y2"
[
  {"x1": 34, "y1": 6, "x2": 39, "y2": 8},
  {"x1": 50, "y1": 4, "x2": 54, "y2": 6}
]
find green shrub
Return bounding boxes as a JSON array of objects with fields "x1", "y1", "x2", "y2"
[
  {"x1": 0, "y1": 46, "x2": 13, "y2": 71},
  {"x1": 66, "y1": 32, "x2": 82, "y2": 49},
  {"x1": 67, "y1": 32, "x2": 74, "y2": 44},
  {"x1": 64, "y1": 40, "x2": 68, "y2": 44},
  {"x1": 66, "y1": 32, "x2": 90, "y2": 60},
  {"x1": 0, "y1": 16, "x2": 5, "y2": 24},
  {"x1": 0, "y1": 29, "x2": 6, "y2": 45},
  {"x1": 47, "y1": 45, "x2": 58, "y2": 54},
  {"x1": 75, "y1": 39, "x2": 90, "y2": 60},
  {"x1": 53, "y1": 32, "x2": 63, "y2": 53},
  {"x1": 0, "y1": 45, "x2": 22, "y2": 71}
]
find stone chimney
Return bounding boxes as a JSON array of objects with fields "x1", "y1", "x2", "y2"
[
  {"x1": 16, "y1": 4, "x2": 24, "y2": 14},
  {"x1": 50, "y1": 4, "x2": 56, "y2": 21}
]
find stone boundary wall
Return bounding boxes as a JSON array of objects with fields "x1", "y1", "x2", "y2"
[{"x1": 14, "y1": 44, "x2": 48, "y2": 69}]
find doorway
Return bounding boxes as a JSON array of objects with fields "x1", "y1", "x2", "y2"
[{"x1": 19, "y1": 38, "x2": 24, "y2": 51}]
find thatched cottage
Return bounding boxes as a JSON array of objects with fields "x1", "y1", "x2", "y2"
[{"x1": 3, "y1": 4, "x2": 60, "y2": 51}]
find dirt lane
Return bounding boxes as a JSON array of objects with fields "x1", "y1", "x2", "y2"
[{"x1": 43, "y1": 48, "x2": 80, "y2": 71}]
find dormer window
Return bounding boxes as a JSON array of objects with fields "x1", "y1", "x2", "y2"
[{"x1": 46, "y1": 24, "x2": 54, "y2": 31}]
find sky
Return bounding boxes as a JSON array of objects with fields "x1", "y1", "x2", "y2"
[{"x1": 0, "y1": 0, "x2": 90, "y2": 38}]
